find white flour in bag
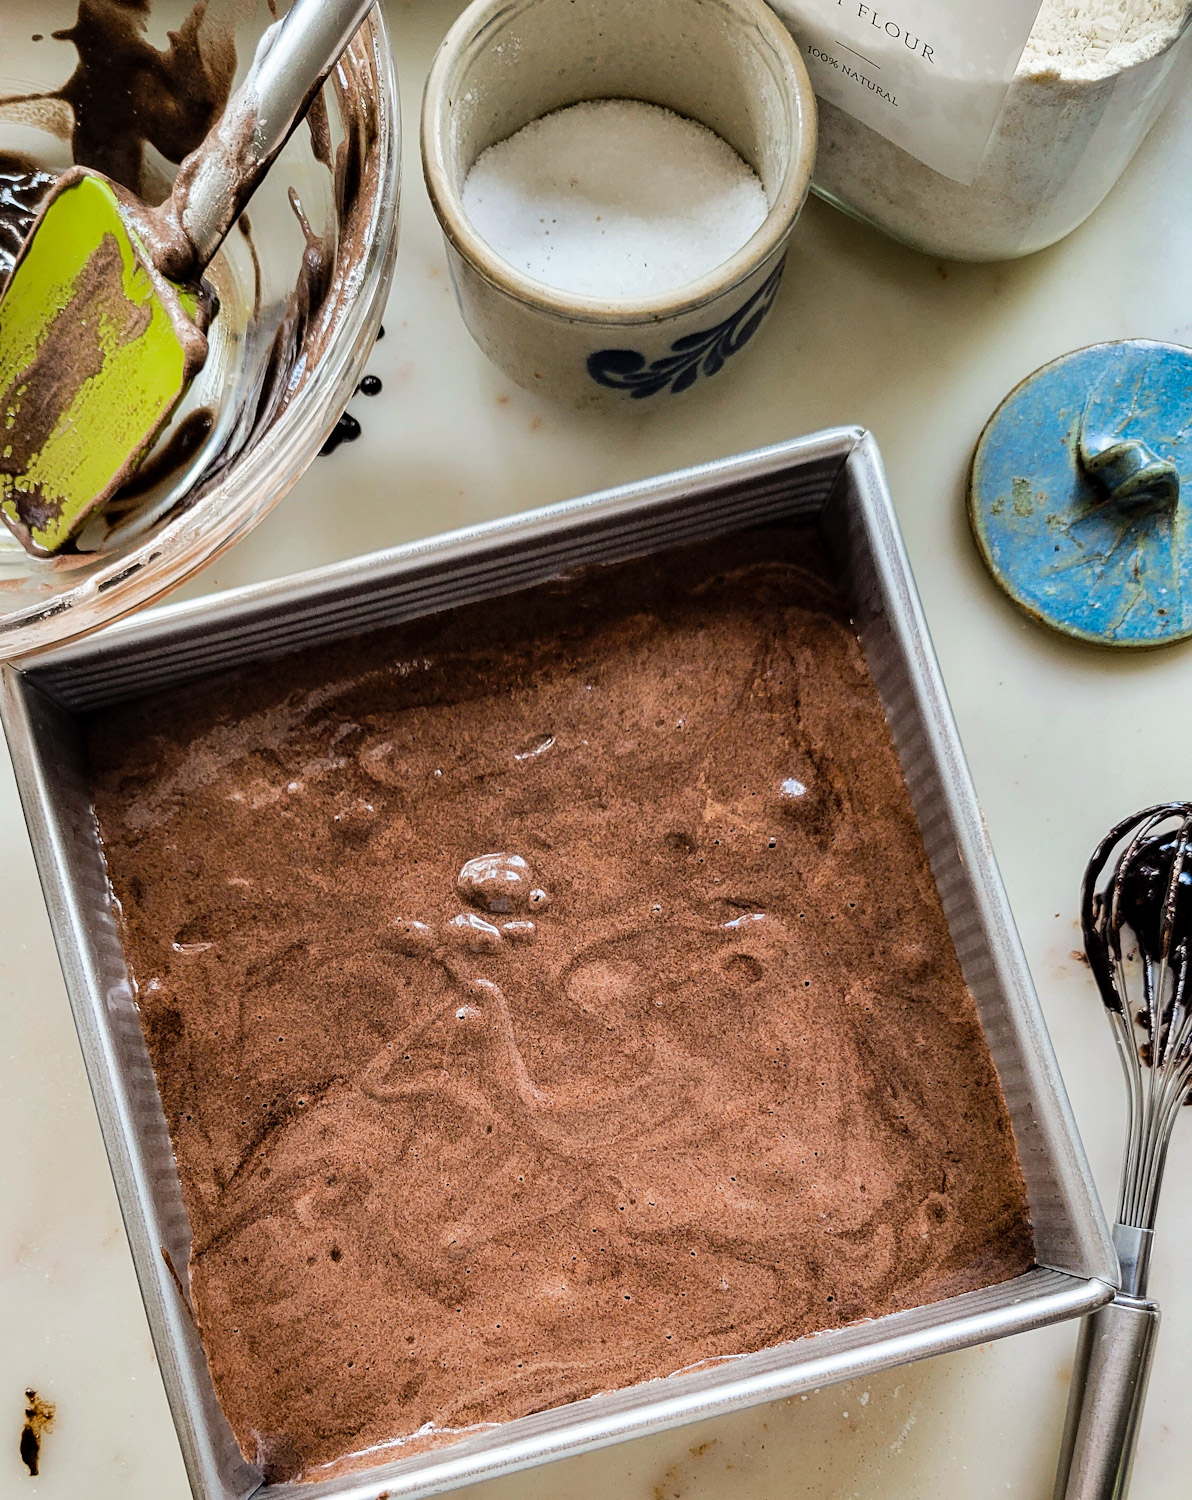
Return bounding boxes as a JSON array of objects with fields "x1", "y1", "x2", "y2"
[
  {"x1": 1023, "y1": 0, "x2": 1184, "y2": 76},
  {"x1": 811, "y1": 0, "x2": 1192, "y2": 259}
]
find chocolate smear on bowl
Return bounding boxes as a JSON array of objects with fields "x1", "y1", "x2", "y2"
[{"x1": 2, "y1": 0, "x2": 238, "y2": 203}]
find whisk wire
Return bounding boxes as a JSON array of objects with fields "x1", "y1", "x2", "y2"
[
  {"x1": 1084, "y1": 802, "x2": 1192, "y2": 1239},
  {"x1": 1107, "y1": 995, "x2": 1143, "y2": 1223}
]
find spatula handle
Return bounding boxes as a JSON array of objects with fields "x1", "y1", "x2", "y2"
[
  {"x1": 1053, "y1": 1295, "x2": 1160, "y2": 1500},
  {"x1": 173, "y1": 0, "x2": 377, "y2": 271}
]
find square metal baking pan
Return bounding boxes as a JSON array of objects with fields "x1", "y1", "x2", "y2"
[{"x1": 1, "y1": 428, "x2": 1116, "y2": 1500}]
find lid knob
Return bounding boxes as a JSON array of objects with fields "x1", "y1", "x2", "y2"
[
  {"x1": 1078, "y1": 433, "x2": 1180, "y2": 510},
  {"x1": 969, "y1": 339, "x2": 1192, "y2": 648}
]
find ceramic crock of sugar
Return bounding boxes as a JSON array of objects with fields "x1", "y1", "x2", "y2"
[{"x1": 422, "y1": 0, "x2": 816, "y2": 408}]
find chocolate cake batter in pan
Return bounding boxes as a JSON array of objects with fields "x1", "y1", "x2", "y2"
[{"x1": 1, "y1": 431, "x2": 1115, "y2": 1500}]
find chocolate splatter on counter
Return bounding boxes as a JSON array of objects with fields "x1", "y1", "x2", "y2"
[
  {"x1": 319, "y1": 411, "x2": 361, "y2": 456},
  {"x1": 318, "y1": 363, "x2": 382, "y2": 457},
  {"x1": 20, "y1": 1390, "x2": 55, "y2": 1477},
  {"x1": 86, "y1": 528, "x2": 1034, "y2": 1483}
]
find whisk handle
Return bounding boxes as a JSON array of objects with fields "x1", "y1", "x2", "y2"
[{"x1": 1054, "y1": 1295, "x2": 1160, "y2": 1500}]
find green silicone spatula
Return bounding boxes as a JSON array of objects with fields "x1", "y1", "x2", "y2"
[{"x1": 0, "y1": 0, "x2": 376, "y2": 557}]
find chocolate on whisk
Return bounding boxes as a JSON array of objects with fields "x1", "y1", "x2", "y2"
[
  {"x1": 1084, "y1": 803, "x2": 1192, "y2": 1012},
  {"x1": 1081, "y1": 802, "x2": 1192, "y2": 1244},
  {"x1": 1118, "y1": 828, "x2": 1192, "y2": 966}
]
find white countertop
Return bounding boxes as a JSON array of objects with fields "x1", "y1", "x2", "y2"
[{"x1": 4, "y1": 3, "x2": 1192, "y2": 1494}]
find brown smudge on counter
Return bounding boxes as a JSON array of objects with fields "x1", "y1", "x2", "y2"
[
  {"x1": 20, "y1": 1390, "x2": 55, "y2": 1477},
  {"x1": 87, "y1": 527, "x2": 1035, "y2": 1482}
]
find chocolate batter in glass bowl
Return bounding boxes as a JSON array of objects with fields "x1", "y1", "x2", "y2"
[{"x1": 0, "y1": 0, "x2": 400, "y2": 655}]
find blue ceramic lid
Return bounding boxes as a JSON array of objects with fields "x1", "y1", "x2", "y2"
[{"x1": 969, "y1": 339, "x2": 1192, "y2": 647}]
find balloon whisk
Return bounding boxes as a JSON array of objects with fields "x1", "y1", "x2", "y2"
[{"x1": 1083, "y1": 801, "x2": 1192, "y2": 1294}]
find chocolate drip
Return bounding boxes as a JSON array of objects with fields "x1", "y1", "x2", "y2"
[
  {"x1": 116, "y1": 406, "x2": 215, "y2": 503},
  {"x1": 1119, "y1": 834, "x2": 1192, "y2": 961},
  {"x1": 319, "y1": 411, "x2": 360, "y2": 455}
]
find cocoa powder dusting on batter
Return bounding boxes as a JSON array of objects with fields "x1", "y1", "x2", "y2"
[{"x1": 86, "y1": 528, "x2": 1034, "y2": 1482}]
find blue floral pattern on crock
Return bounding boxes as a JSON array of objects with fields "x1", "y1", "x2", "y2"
[{"x1": 586, "y1": 259, "x2": 786, "y2": 397}]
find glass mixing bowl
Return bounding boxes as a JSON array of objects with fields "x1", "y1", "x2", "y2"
[{"x1": 0, "y1": 0, "x2": 400, "y2": 655}]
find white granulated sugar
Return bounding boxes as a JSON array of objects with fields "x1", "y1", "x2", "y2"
[
  {"x1": 813, "y1": 0, "x2": 1191, "y2": 258},
  {"x1": 461, "y1": 100, "x2": 768, "y2": 300}
]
